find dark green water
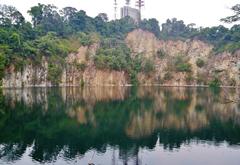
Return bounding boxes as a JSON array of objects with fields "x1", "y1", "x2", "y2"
[{"x1": 0, "y1": 87, "x2": 240, "y2": 165}]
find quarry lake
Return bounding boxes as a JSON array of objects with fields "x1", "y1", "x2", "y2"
[{"x1": 0, "y1": 87, "x2": 240, "y2": 165}]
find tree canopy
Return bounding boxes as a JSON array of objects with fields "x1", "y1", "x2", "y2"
[
  {"x1": 221, "y1": 4, "x2": 240, "y2": 23},
  {"x1": 0, "y1": 3, "x2": 240, "y2": 82}
]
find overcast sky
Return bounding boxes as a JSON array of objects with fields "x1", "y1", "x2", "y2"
[{"x1": 1, "y1": 0, "x2": 239, "y2": 28}]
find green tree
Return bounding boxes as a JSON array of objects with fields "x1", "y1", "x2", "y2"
[
  {"x1": 160, "y1": 18, "x2": 198, "y2": 40},
  {"x1": 97, "y1": 13, "x2": 108, "y2": 22},
  {"x1": 9, "y1": 32, "x2": 21, "y2": 49},
  {"x1": 0, "y1": 5, "x2": 25, "y2": 27},
  {"x1": 36, "y1": 32, "x2": 70, "y2": 56},
  {"x1": 28, "y1": 4, "x2": 64, "y2": 35},
  {"x1": 60, "y1": 7, "x2": 77, "y2": 22},
  {"x1": 221, "y1": 4, "x2": 240, "y2": 23},
  {"x1": 139, "y1": 18, "x2": 160, "y2": 37},
  {"x1": 69, "y1": 10, "x2": 95, "y2": 32},
  {"x1": 143, "y1": 59, "x2": 155, "y2": 73},
  {"x1": 94, "y1": 14, "x2": 109, "y2": 36},
  {"x1": 27, "y1": 3, "x2": 44, "y2": 27}
]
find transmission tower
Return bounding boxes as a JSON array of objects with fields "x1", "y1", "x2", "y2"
[
  {"x1": 114, "y1": 0, "x2": 118, "y2": 20},
  {"x1": 126, "y1": 0, "x2": 131, "y2": 6},
  {"x1": 135, "y1": 0, "x2": 144, "y2": 21}
]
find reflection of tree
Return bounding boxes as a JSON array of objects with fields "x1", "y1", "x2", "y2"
[
  {"x1": 0, "y1": 143, "x2": 26, "y2": 162},
  {"x1": 0, "y1": 87, "x2": 240, "y2": 163}
]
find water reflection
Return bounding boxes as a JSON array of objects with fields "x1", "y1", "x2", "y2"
[{"x1": 0, "y1": 87, "x2": 240, "y2": 164}]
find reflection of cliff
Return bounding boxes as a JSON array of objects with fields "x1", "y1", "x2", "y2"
[
  {"x1": 68, "y1": 106, "x2": 95, "y2": 125},
  {"x1": 126, "y1": 111, "x2": 159, "y2": 139},
  {"x1": 2, "y1": 87, "x2": 240, "y2": 135},
  {"x1": 126, "y1": 88, "x2": 240, "y2": 139},
  {"x1": 1, "y1": 87, "x2": 240, "y2": 163},
  {"x1": 3, "y1": 88, "x2": 49, "y2": 111},
  {"x1": 3, "y1": 86, "x2": 129, "y2": 109}
]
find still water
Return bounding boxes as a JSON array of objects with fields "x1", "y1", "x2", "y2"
[{"x1": 0, "y1": 87, "x2": 240, "y2": 165}]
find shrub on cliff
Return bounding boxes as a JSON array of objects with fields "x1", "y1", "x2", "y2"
[
  {"x1": 157, "y1": 49, "x2": 166, "y2": 59},
  {"x1": 47, "y1": 64, "x2": 62, "y2": 85},
  {"x1": 209, "y1": 78, "x2": 221, "y2": 88},
  {"x1": 0, "y1": 53, "x2": 6, "y2": 84},
  {"x1": 176, "y1": 63, "x2": 192, "y2": 72},
  {"x1": 94, "y1": 44, "x2": 130, "y2": 71},
  {"x1": 163, "y1": 72, "x2": 173, "y2": 81},
  {"x1": 75, "y1": 62, "x2": 87, "y2": 71},
  {"x1": 143, "y1": 59, "x2": 155, "y2": 73},
  {"x1": 77, "y1": 32, "x2": 99, "y2": 46},
  {"x1": 131, "y1": 54, "x2": 142, "y2": 73},
  {"x1": 174, "y1": 56, "x2": 192, "y2": 72},
  {"x1": 37, "y1": 32, "x2": 75, "y2": 57},
  {"x1": 196, "y1": 58, "x2": 205, "y2": 68},
  {"x1": 13, "y1": 56, "x2": 27, "y2": 72},
  {"x1": 47, "y1": 56, "x2": 64, "y2": 85}
]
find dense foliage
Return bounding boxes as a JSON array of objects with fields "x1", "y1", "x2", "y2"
[
  {"x1": 0, "y1": 3, "x2": 240, "y2": 85},
  {"x1": 94, "y1": 40, "x2": 131, "y2": 71},
  {"x1": 158, "y1": 3, "x2": 240, "y2": 53},
  {"x1": 159, "y1": 17, "x2": 240, "y2": 53},
  {"x1": 94, "y1": 39, "x2": 155, "y2": 84}
]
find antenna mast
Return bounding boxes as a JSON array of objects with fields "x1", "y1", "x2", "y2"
[
  {"x1": 135, "y1": 0, "x2": 144, "y2": 21},
  {"x1": 126, "y1": 0, "x2": 130, "y2": 6},
  {"x1": 114, "y1": 0, "x2": 117, "y2": 20}
]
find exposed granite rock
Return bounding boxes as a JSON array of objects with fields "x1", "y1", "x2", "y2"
[
  {"x1": 3, "y1": 57, "x2": 49, "y2": 88},
  {"x1": 2, "y1": 29, "x2": 240, "y2": 87}
]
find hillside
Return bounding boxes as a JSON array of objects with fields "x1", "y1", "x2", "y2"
[
  {"x1": 0, "y1": 4, "x2": 240, "y2": 88},
  {"x1": 2, "y1": 29, "x2": 239, "y2": 87}
]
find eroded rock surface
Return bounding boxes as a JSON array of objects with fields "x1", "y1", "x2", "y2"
[{"x1": 2, "y1": 29, "x2": 240, "y2": 87}]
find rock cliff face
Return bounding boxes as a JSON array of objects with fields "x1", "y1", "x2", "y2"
[
  {"x1": 2, "y1": 43, "x2": 129, "y2": 87},
  {"x1": 3, "y1": 57, "x2": 49, "y2": 88},
  {"x1": 2, "y1": 29, "x2": 240, "y2": 87},
  {"x1": 126, "y1": 29, "x2": 239, "y2": 86},
  {"x1": 207, "y1": 51, "x2": 240, "y2": 86}
]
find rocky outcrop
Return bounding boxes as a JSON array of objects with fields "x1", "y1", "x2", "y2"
[
  {"x1": 126, "y1": 29, "x2": 213, "y2": 58},
  {"x1": 3, "y1": 44, "x2": 129, "y2": 87},
  {"x1": 3, "y1": 57, "x2": 49, "y2": 88},
  {"x1": 2, "y1": 29, "x2": 240, "y2": 87},
  {"x1": 126, "y1": 29, "x2": 239, "y2": 86},
  {"x1": 83, "y1": 69, "x2": 129, "y2": 86},
  {"x1": 207, "y1": 51, "x2": 240, "y2": 86},
  {"x1": 61, "y1": 44, "x2": 129, "y2": 86},
  {"x1": 125, "y1": 29, "x2": 159, "y2": 58}
]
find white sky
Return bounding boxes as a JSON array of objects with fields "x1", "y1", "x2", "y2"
[{"x1": 1, "y1": 0, "x2": 239, "y2": 28}]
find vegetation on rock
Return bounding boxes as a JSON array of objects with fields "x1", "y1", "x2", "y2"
[
  {"x1": 143, "y1": 59, "x2": 155, "y2": 73},
  {"x1": 174, "y1": 56, "x2": 192, "y2": 73},
  {"x1": 47, "y1": 56, "x2": 64, "y2": 85},
  {"x1": 156, "y1": 49, "x2": 166, "y2": 59},
  {"x1": 94, "y1": 43, "x2": 130, "y2": 71},
  {"x1": 209, "y1": 78, "x2": 221, "y2": 88},
  {"x1": 196, "y1": 58, "x2": 205, "y2": 68},
  {"x1": 0, "y1": 3, "x2": 239, "y2": 86},
  {"x1": 0, "y1": 53, "x2": 6, "y2": 85}
]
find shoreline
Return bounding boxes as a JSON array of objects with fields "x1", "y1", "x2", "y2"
[{"x1": 1, "y1": 84, "x2": 239, "y2": 89}]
